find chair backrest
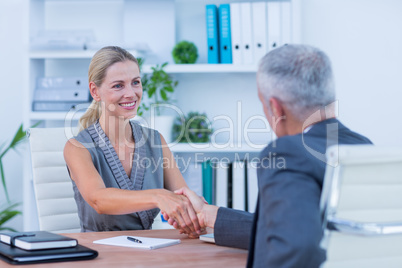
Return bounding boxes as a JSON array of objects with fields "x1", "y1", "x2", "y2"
[
  {"x1": 28, "y1": 127, "x2": 169, "y2": 232},
  {"x1": 320, "y1": 144, "x2": 402, "y2": 267},
  {"x1": 28, "y1": 127, "x2": 81, "y2": 233}
]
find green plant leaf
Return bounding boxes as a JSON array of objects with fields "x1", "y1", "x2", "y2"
[
  {"x1": 140, "y1": 60, "x2": 177, "y2": 115},
  {"x1": 0, "y1": 203, "x2": 21, "y2": 228},
  {"x1": 137, "y1": 57, "x2": 145, "y2": 71},
  {"x1": 0, "y1": 123, "x2": 40, "y2": 203},
  {"x1": 30, "y1": 121, "x2": 42, "y2": 129},
  {"x1": 1, "y1": 123, "x2": 35, "y2": 158},
  {"x1": 0, "y1": 210, "x2": 21, "y2": 226},
  {"x1": 8, "y1": 124, "x2": 25, "y2": 150},
  {"x1": 0, "y1": 142, "x2": 6, "y2": 156},
  {"x1": 164, "y1": 86, "x2": 174, "y2": 92},
  {"x1": 0, "y1": 160, "x2": 9, "y2": 203},
  {"x1": 148, "y1": 86, "x2": 156, "y2": 97},
  {"x1": 0, "y1": 227, "x2": 18, "y2": 232},
  {"x1": 160, "y1": 90, "x2": 168, "y2": 101}
]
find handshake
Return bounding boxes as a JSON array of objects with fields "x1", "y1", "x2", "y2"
[{"x1": 160, "y1": 187, "x2": 218, "y2": 237}]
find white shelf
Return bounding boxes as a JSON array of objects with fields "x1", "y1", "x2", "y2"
[
  {"x1": 29, "y1": 51, "x2": 257, "y2": 73},
  {"x1": 169, "y1": 142, "x2": 266, "y2": 153},
  {"x1": 143, "y1": 64, "x2": 258, "y2": 74},
  {"x1": 29, "y1": 50, "x2": 141, "y2": 59},
  {"x1": 29, "y1": 111, "x2": 85, "y2": 120},
  {"x1": 29, "y1": 50, "x2": 257, "y2": 73}
]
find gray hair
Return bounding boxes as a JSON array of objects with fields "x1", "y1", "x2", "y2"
[{"x1": 257, "y1": 44, "x2": 335, "y2": 121}]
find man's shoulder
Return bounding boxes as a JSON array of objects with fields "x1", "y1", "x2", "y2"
[{"x1": 262, "y1": 134, "x2": 306, "y2": 156}]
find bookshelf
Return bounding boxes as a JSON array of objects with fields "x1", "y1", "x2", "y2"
[{"x1": 23, "y1": 0, "x2": 301, "y2": 231}]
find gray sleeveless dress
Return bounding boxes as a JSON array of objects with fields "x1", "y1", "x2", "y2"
[{"x1": 70, "y1": 120, "x2": 163, "y2": 232}]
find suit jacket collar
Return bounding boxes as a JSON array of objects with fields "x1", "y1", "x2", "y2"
[{"x1": 306, "y1": 118, "x2": 347, "y2": 136}]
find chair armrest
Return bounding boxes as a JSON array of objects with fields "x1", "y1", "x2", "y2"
[{"x1": 327, "y1": 216, "x2": 402, "y2": 236}]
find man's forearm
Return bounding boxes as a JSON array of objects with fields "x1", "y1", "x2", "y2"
[{"x1": 213, "y1": 207, "x2": 254, "y2": 250}]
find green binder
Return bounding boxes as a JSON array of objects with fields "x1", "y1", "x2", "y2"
[{"x1": 202, "y1": 160, "x2": 214, "y2": 204}]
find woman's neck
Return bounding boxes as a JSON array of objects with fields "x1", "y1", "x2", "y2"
[{"x1": 98, "y1": 115, "x2": 134, "y2": 146}]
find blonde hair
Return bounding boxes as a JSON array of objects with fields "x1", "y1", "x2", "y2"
[{"x1": 79, "y1": 46, "x2": 139, "y2": 131}]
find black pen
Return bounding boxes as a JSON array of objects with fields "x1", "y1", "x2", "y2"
[{"x1": 127, "y1": 236, "x2": 142, "y2": 244}]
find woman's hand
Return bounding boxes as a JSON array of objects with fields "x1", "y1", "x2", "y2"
[
  {"x1": 162, "y1": 188, "x2": 211, "y2": 238},
  {"x1": 156, "y1": 189, "x2": 201, "y2": 235}
]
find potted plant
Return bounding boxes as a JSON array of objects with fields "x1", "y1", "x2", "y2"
[
  {"x1": 172, "y1": 41, "x2": 198, "y2": 64},
  {"x1": 138, "y1": 60, "x2": 179, "y2": 143},
  {"x1": 0, "y1": 124, "x2": 29, "y2": 231},
  {"x1": 172, "y1": 112, "x2": 213, "y2": 143}
]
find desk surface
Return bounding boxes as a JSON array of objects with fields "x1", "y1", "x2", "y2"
[{"x1": 2, "y1": 229, "x2": 247, "y2": 267}]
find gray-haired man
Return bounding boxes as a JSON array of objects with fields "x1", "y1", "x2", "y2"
[{"x1": 168, "y1": 44, "x2": 372, "y2": 268}]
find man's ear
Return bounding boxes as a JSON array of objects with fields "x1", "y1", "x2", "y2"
[
  {"x1": 89, "y1": 82, "x2": 101, "y2": 102},
  {"x1": 269, "y1": 97, "x2": 285, "y2": 119}
]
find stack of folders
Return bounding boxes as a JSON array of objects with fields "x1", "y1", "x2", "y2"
[
  {"x1": 201, "y1": 160, "x2": 258, "y2": 213},
  {"x1": 206, "y1": 2, "x2": 292, "y2": 64},
  {"x1": 33, "y1": 76, "x2": 91, "y2": 112},
  {"x1": 0, "y1": 231, "x2": 98, "y2": 265}
]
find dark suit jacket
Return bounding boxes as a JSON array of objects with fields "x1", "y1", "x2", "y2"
[{"x1": 213, "y1": 119, "x2": 372, "y2": 267}]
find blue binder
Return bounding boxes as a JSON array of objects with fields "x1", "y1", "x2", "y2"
[
  {"x1": 206, "y1": 5, "x2": 220, "y2": 64},
  {"x1": 219, "y1": 4, "x2": 232, "y2": 64}
]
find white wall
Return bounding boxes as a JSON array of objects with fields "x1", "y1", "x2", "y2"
[
  {"x1": 0, "y1": 0, "x2": 402, "y2": 229},
  {"x1": 0, "y1": 0, "x2": 26, "y2": 231},
  {"x1": 301, "y1": 0, "x2": 402, "y2": 145}
]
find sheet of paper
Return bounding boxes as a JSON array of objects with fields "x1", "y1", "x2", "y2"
[{"x1": 93, "y1": 236, "x2": 180, "y2": 250}]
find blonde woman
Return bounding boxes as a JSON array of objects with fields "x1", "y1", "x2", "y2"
[{"x1": 64, "y1": 46, "x2": 201, "y2": 234}]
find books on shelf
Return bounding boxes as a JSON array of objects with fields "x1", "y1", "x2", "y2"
[
  {"x1": 33, "y1": 101, "x2": 90, "y2": 112},
  {"x1": 232, "y1": 160, "x2": 246, "y2": 210},
  {"x1": 192, "y1": 159, "x2": 259, "y2": 211},
  {"x1": 179, "y1": 160, "x2": 203, "y2": 197},
  {"x1": 215, "y1": 162, "x2": 229, "y2": 207},
  {"x1": 202, "y1": 160, "x2": 214, "y2": 204},
  {"x1": 0, "y1": 231, "x2": 77, "y2": 251},
  {"x1": 205, "y1": 1, "x2": 293, "y2": 65},
  {"x1": 32, "y1": 76, "x2": 91, "y2": 112},
  {"x1": 247, "y1": 161, "x2": 259, "y2": 213},
  {"x1": 252, "y1": 2, "x2": 268, "y2": 64},
  {"x1": 218, "y1": 4, "x2": 232, "y2": 64},
  {"x1": 280, "y1": 2, "x2": 292, "y2": 46},
  {"x1": 206, "y1": 5, "x2": 220, "y2": 64},
  {"x1": 240, "y1": 2, "x2": 253, "y2": 65},
  {"x1": 229, "y1": 3, "x2": 242, "y2": 65},
  {"x1": 267, "y1": 2, "x2": 281, "y2": 50}
]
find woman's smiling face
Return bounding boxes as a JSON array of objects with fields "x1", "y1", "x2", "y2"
[{"x1": 91, "y1": 60, "x2": 142, "y2": 120}]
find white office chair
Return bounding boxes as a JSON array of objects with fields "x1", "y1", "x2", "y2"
[
  {"x1": 320, "y1": 145, "x2": 402, "y2": 268},
  {"x1": 28, "y1": 127, "x2": 171, "y2": 232},
  {"x1": 28, "y1": 127, "x2": 81, "y2": 233}
]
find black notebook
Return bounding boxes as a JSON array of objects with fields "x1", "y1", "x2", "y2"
[
  {"x1": 0, "y1": 231, "x2": 77, "y2": 250},
  {"x1": 0, "y1": 242, "x2": 98, "y2": 265}
]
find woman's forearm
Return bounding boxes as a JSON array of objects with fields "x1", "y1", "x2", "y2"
[{"x1": 88, "y1": 188, "x2": 167, "y2": 215}]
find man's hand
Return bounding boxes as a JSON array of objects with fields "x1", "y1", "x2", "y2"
[
  {"x1": 163, "y1": 187, "x2": 219, "y2": 237},
  {"x1": 157, "y1": 189, "x2": 201, "y2": 235}
]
